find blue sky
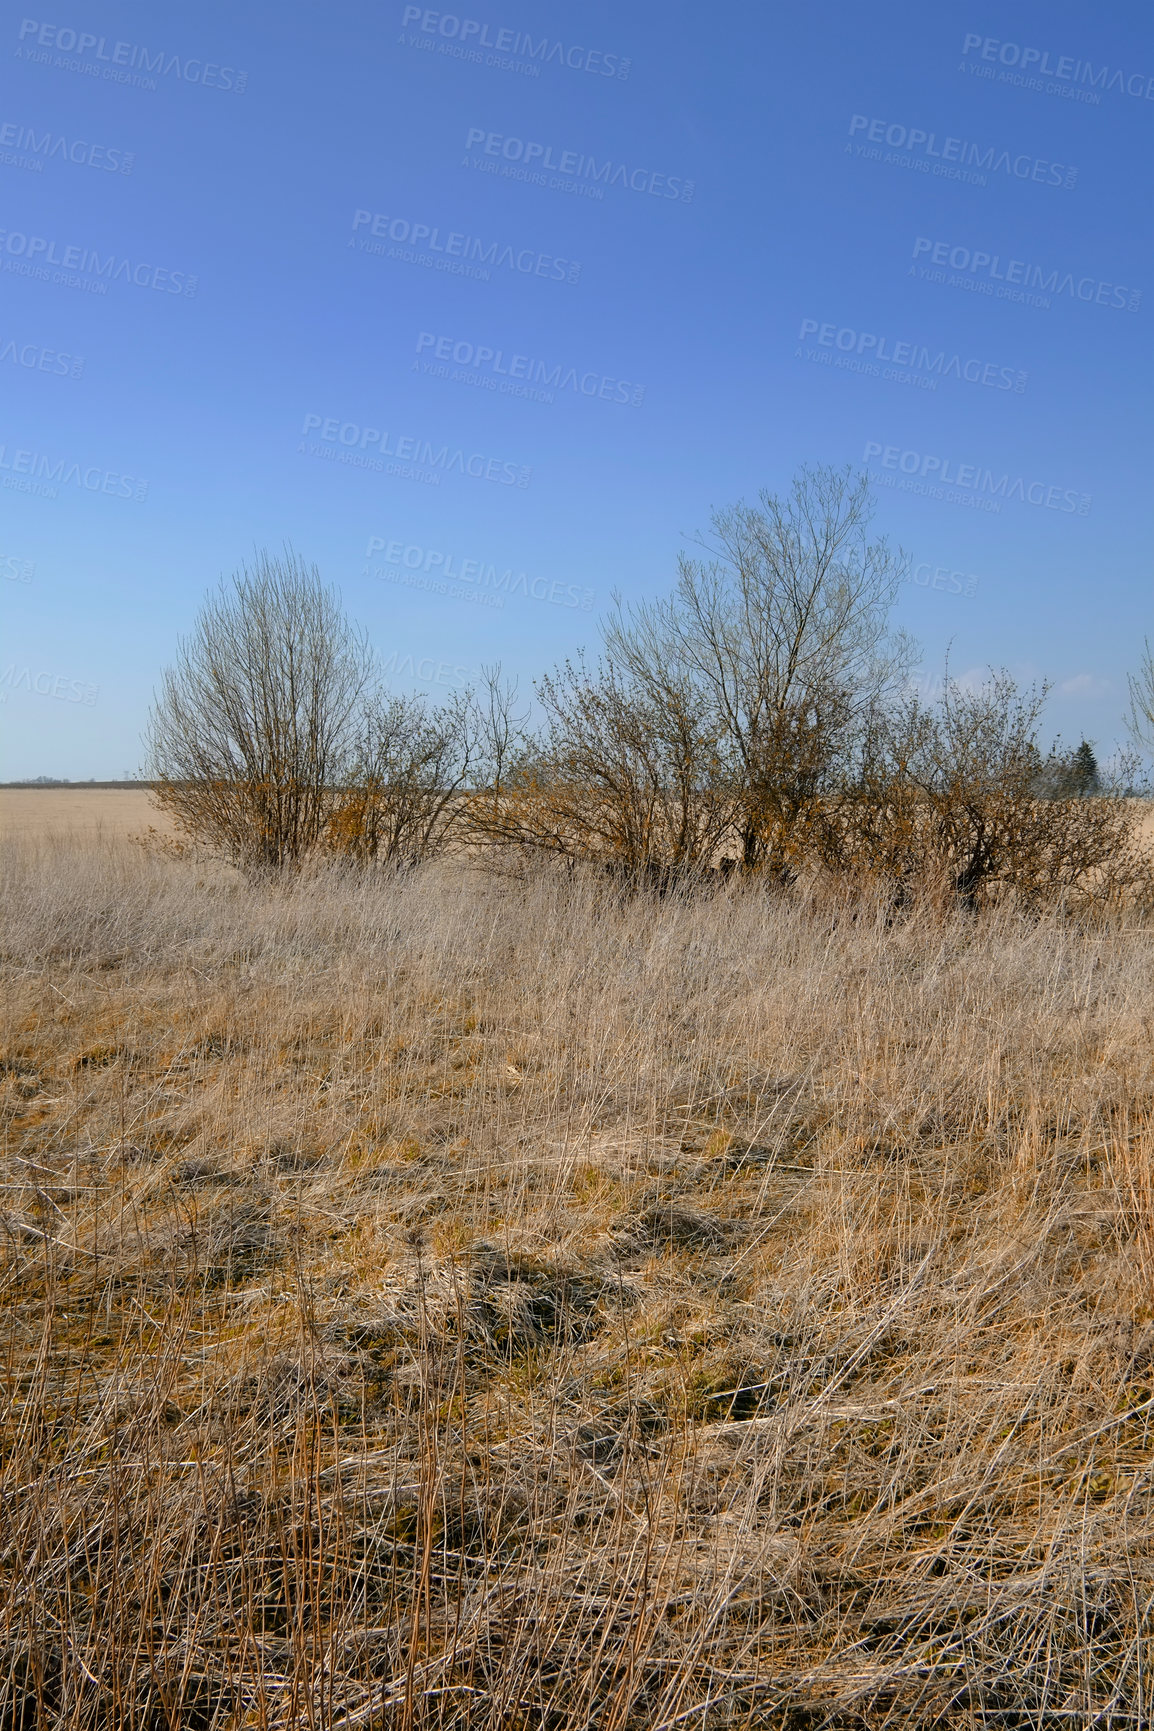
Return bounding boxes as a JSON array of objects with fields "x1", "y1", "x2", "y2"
[{"x1": 1, "y1": 0, "x2": 1151, "y2": 777}]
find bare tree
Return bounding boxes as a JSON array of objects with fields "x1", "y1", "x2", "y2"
[
  {"x1": 1126, "y1": 639, "x2": 1154, "y2": 757},
  {"x1": 848, "y1": 671, "x2": 1153, "y2": 910},
  {"x1": 146, "y1": 550, "x2": 373, "y2": 872},
  {"x1": 324, "y1": 688, "x2": 475, "y2": 866},
  {"x1": 468, "y1": 666, "x2": 532, "y2": 796},
  {"x1": 464, "y1": 655, "x2": 734, "y2": 886},
  {"x1": 604, "y1": 465, "x2": 915, "y2": 878}
]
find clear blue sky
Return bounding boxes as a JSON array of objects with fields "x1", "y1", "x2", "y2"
[{"x1": 1, "y1": 0, "x2": 1151, "y2": 778}]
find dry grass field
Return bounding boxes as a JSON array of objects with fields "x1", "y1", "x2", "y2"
[
  {"x1": 0, "y1": 788, "x2": 175, "y2": 842},
  {"x1": 3, "y1": 804, "x2": 1154, "y2": 1727}
]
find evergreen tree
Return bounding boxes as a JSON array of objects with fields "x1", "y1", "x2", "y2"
[{"x1": 1067, "y1": 740, "x2": 1100, "y2": 796}]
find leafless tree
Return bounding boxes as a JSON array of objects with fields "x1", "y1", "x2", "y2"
[
  {"x1": 464, "y1": 656, "x2": 734, "y2": 886},
  {"x1": 604, "y1": 465, "x2": 915, "y2": 878},
  {"x1": 146, "y1": 550, "x2": 373, "y2": 873},
  {"x1": 468, "y1": 666, "x2": 532, "y2": 796},
  {"x1": 847, "y1": 671, "x2": 1152, "y2": 910},
  {"x1": 1126, "y1": 639, "x2": 1154, "y2": 758},
  {"x1": 324, "y1": 688, "x2": 475, "y2": 866}
]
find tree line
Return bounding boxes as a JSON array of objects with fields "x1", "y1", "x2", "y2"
[{"x1": 146, "y1": 467, "x2": 1154, "y2": 911}]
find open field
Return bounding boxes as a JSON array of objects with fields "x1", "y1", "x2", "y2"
[
  {"x1": 0, "y1": 787, "x2": 176, "y2": 842},
  {"x1": 3, "y1": 829, "x2": 1154, "y2": 1727},
  {"x1": 5, "y1": 785, "x2": 1154, "y2": 854}
]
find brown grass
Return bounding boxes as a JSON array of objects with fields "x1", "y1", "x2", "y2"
[
  {"x1": 2, "y1": 829, "x2": 1154, "y2": 1727},
  {"x1": 0, "y1": 788, "x2": 176, "y2": 842}
]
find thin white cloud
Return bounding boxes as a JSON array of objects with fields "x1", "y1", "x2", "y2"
[{"x1": 1057, "y1": 673, "x2": 1111, "y2": 698}]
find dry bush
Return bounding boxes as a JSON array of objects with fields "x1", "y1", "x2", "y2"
[
  {"x1": 602, "y1": 466, "x2": 913, "y2": 880},
  {"x1": 3, "y1": 834, "x2": 1154, "y2": 1727},
  {"x1": 324, "y1": 691, "x2": 476, "y2": 867},
  {"x1": 464, "y1": 657, "x2": 732, "y2": 886},
  {"x1": 144, "y1": 504, "x2": 1149, "y2": 914},
  {"x1": 846, "y1": 674, "x2": 1154, "y2": 911},
  {"x1": 464, "y1": 468, "x2": 912, "y2": 890},
  {"x1": 147, "y1": 551, "x2": 374, "y2": 874}
]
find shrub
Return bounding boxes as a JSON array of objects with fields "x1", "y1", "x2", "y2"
[{"x1": 146, "y1": 550, "x2": 372, "y2": 873}]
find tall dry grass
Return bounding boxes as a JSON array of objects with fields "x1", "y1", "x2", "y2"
[{"x1": 2, "y1": 832, "x2": 1153, "y2": 1727}]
